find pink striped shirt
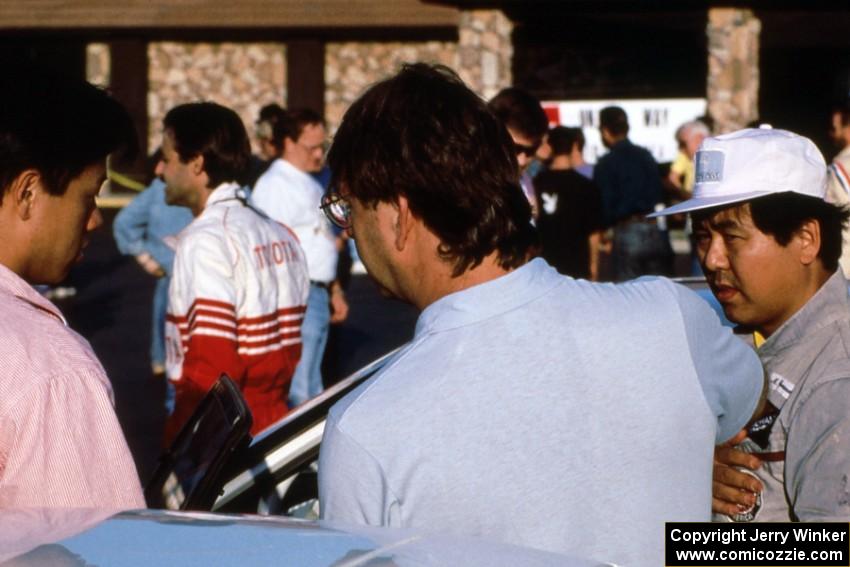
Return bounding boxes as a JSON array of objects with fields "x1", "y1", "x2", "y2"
[{"x1": 0, "y1": 263, "x2": 144, "y2": 508}]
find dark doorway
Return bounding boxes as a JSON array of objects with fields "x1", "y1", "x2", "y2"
[
  {"x1": 0, "y1": 38, "x2": 86, "y2": 79},
  {"x1": 758, "y1": 10, "x2": 850, "y2": 159},
  {"x1": 508, "y1": 7, "x2": 707, "y2": 101}
]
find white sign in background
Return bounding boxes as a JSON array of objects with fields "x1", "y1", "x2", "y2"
[{"x1": 542, "y1": 99, "x2": 707, "y2": 165}]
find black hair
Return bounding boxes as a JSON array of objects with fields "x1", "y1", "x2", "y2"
[
  {"x1": 271, "y1": 107, "x2": 324, "y2": 149},
  {"x1": 258, "y1": 103, "x2": 286, "y2": 125},
  {"x1": 599, "y1": 106, "x2": 630, "y2": 137},
  {"x1": 256, "y1": 103, "x2": 287, "y2": 152},
  {"x1": 694, "y1": 193, "x2": 850, "y2": 272},
  {"x1": 833, "y1": 101, "x2": 850, "y2": 127},
  {"x1": 163, "y1": 102, "x2": 250, "y2": 188},
  {"x1": 0, "y1": 67, "x2": 136, "y2": 201},
  {"x1": 327, "y1": 63, "x2": 537, "y2": 277},
  {"x1": 750, "y1": 193, "x2": 848, "y2": 272},
  {"x1": 487, "y1": 87, "x2": 548, "y2": 144},
  {"x1": 548, "y1": 126, "x2": 585, "y2": 156}
]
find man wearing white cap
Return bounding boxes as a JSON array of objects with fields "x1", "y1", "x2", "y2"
[{"x1": 652, "y1": 126, "x2": 850, "y2": 521}]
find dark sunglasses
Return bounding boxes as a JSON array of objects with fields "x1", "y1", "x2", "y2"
[{"x1": 514, "y1": 141, "x2": 541, "y2": 158}]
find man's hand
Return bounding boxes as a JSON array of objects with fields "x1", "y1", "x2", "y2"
[
  {"x1": 712, "y1": 429, "x2": 763, "y2": 516},
  {"x1": 329, "y1": 283, "x2": 349, "y2": 324},
  {"x1": 136, "y1": 252, "x2": 165, "y2": 277}
]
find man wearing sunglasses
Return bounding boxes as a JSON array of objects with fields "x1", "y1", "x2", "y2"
[
  {"x1": 488, "y1": 87, "x2": 549, "y2": 219},
  {"x1": 593, "y1": 105, "x2": 673, "y2": 281},
  {"x1": 317, "y1": 63, "x2": 763, "y2": 566}
]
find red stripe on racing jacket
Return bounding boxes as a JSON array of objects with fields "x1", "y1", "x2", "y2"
[
  {"x1": 176, "y1": 316, "x2": 303, "y2": 342},
  {"x1": 187, "y1": 323, "x2": 239, "y2": 339},
  {"x1": 237, "y1": 317, "x2": 304, "y2": 334},
  {"x1": 237, "y1": 305, "x2": 306, "y2": 325},
  {"x1": 236, "y1": 325, "x2": 303, "y2": 341},
  {"x1": 168, "y1": 299, "x2": 237, "y2": 325},
  {"x1": 179, "y1": 332, "x2": 301, "y2": 355},
  {"x1": 188, "y1": 297, "x2": 236, "y2": 311},
  {"x1": 171, "y1": 303, "x2": 303, "y2": 327},
  {"x1": 189, "y1": 308, "x2": 236, "y2": 328},
  {"x1": 238, "y1": 329, "x2": 301, "y2": 348}
]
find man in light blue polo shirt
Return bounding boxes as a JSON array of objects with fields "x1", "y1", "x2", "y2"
[{"x1": 317, "y1": 63, "x2": 764, "y2": 565}]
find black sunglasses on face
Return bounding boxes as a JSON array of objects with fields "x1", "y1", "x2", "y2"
[{"x1": 514, "y1": 141, "x2": 541, "y2": 158}]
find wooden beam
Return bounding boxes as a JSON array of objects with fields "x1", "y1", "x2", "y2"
[
  {"x1": 108, "y1": 40, "x2": 150, "y2": 184},
  {"x1": 287, "y1": 40, "x2": 325, "y2": 116},
  {"x1": 0, "y1": 0, "x2": 459, "y2": 29}
]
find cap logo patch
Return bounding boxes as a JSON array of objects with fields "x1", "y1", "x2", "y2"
[{"x1": 696, "y1": 150, "x2": 724, "y2": 183}]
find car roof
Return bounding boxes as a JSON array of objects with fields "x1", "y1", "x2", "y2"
[{"x1": 1, "y1": 508, "x2": 611, "y2": 567}]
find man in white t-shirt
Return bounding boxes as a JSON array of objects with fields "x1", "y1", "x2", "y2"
[{"x1": 253, "y1": 109, "x2": 349, "y2": 406}]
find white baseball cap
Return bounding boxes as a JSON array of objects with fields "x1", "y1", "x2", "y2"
[{"x1": 649, "y1": 126, "x2": 827, "y2": 217}]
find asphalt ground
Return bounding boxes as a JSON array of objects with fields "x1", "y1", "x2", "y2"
[{"x1": 55, "y1": 209, "x2": 419, "y2": 484}]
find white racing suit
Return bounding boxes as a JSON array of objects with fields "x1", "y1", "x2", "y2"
[{"x1": 165, "y1": 183, "x2": 309, "y2": 440}]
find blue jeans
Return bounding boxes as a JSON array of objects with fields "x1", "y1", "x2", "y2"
[
  {"x1": 288, "y1": 284, "x2": 331, "y2": 406},
  {"x1": 612, "y1": 221, "x2": 674, "y2": 281},
  {"x1": 152, "y1": 276, "x2": 176, "y2": 414},
  {"x1": 151, "y1": 276, "x2": 169, "y2": 369}
]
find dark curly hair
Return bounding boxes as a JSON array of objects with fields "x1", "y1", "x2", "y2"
[{"x1": 327, "y1": 63, "x2": 537, "y2": 277}]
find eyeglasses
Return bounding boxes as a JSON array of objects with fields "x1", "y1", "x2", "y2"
[
  {"x1": 296, "y1": 140, "x2": 329, "y2": 155},
  {"x1": 514, "y1": 141, "x2": 541, "y2": 158},
  {"x1": 320, "y1": 192, "x2": 351, "y2": 230}
]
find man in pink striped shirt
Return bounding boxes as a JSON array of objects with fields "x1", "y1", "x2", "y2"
[{"x1": 0, "y1": 69, "x2": 144, "y2": 508}]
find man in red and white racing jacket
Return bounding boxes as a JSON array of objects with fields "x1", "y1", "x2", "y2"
[{"x1": 156, "y1": 102, "x2": 309, "y2": 442}]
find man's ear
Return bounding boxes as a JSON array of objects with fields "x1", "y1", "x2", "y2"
[
  {"x1": 795, "y1": 218, "x2": 821, "y2": 266},
  {"x1": 190, "y1": 154, "x2": 205, "y2": 176},
  {"x1": 6, "y1": 170, "x2": 41, "y2": 220},
  {"x1": 393, "y1": 195, "x2": 414, "y2": 251}
]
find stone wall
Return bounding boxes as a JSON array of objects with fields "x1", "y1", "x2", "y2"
[
  {"x1": 456, "y1": 9, "x2": 513, "y2": 101},
  {"x1": 324, "y1": 10, "x2": 512, "y2": 133},
  {"x1": 94, "y1": 9, "x2": 515, "y2": 151},
  {"x1": 86, "y1": 43, "x2": 111, "y2": 88},
  {"x1": 325, "y1": 41, "x2": 456, "y2": 134},
  {"x1": 147, "y1": 42, "x2": 286, "y2": 152},
  {"x1": 707, "y1": 8, "x2": 760, "y2": 133}
]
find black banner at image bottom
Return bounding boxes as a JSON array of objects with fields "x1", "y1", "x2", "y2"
[{"x1": 665, "y1": 522, "x2": 849, "y2": 566}]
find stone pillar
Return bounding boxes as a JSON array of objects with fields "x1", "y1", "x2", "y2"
[
  {"x1": 707, "y1": 8, "x2": 761, "y2": 133},
  {"x1": 148, "y1": 42, "x2": 286, "y2": 154},
  {"x1": 456, "y1": 9, "x2": 513, "y2": 100},
  {"x1": 86, "y1": 43, "x2": 111, "y2": 87}
]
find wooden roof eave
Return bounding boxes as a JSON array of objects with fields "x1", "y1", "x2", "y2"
[{"x1": 0, "y1": 0, "x2": 460, "y2": 30}]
